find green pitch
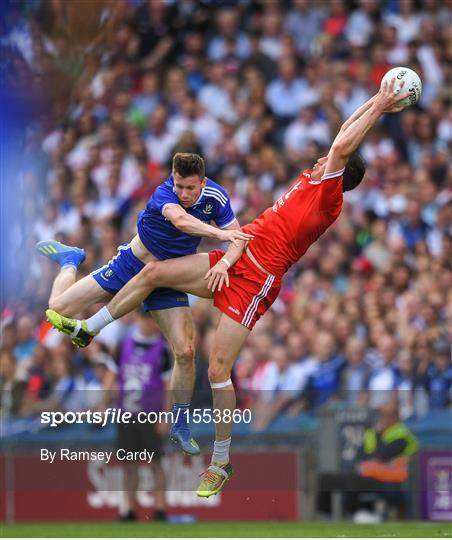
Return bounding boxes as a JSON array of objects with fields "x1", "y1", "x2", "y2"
[{"x1": 1, "y1": 521, "x2": 451, "y2": 538}]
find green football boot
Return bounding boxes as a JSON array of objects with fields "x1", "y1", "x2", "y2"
[
  {"x1": 196, "y1": 462, "x2": 233, "y2": 498},
  {"x1": 46, "y1": 309, "x2": 97, "y2": 348}
]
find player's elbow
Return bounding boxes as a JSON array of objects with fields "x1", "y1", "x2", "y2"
[
  {"x1": 330, "y1": 141, "x2": 349, "y2": 159},
  {"x1": 171, "y1": 214, "x2": 188, "y2": 231}
]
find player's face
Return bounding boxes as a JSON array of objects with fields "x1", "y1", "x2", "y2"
[
  {"x1": 173, "y1": 172, "x2": 207, "y2": 208},
  {"x1": 312, "y1": 156, "x2": 328, "y2": 174}
]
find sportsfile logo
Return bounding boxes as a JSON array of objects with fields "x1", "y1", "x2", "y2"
[{"x1": 228, "y1": 306, "x2": 241, "y2": 316}]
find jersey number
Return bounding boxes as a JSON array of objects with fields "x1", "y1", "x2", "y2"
[{"x1": 284, "y1": 181, "x2": 302, "y2": 201}]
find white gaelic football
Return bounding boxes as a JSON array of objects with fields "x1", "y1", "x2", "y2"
[{"x1": 381, "y1": 67, "x2": 422, "y2": 108}]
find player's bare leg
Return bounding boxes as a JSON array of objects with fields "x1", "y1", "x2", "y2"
[
  {"x1": 49, "y1": 274, "x2": 112, "y2": 316},
  {"x1": 197, "y1": 313, "x2": 250, "y2": 497},
  {"x1": 151, "y1": 307, "x2": 196, "y2": 406},
  {"x1": 49, "y1": 267, "x2": 77, "y2": 306},
  {"x1": 106, "y1": 253, "x2": 213, "y2": 321},
  {"x1": 151, "y1": 307, "x2": 199, "y2": 454},
  {"x1": 37, "y1": 239, "x2": 113, "y2": 316},
  {"x1": 46, "y1": 253, "x2": 213, "y2": 346}
]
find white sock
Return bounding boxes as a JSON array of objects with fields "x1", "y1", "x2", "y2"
[
  {"x1": 86, "y1": 306, "x2": 115, "y2": 333},
  {"x1": 212, "y1": 437, "x2": 231, "y2": 466}
]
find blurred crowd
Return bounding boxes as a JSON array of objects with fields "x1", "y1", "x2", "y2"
[{"x1": 0, "y1": 0, "x2": 451, "y2": 432}]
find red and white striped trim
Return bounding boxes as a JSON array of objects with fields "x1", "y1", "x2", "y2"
[
  {"x1": 241, "y1": 274, "x2": 275, "y2": 328},
  {"x1": 321, "y1": 167, "x2": 345, "y2": 181}
]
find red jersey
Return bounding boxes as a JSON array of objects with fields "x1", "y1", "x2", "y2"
[{"x1": 242, "y1": 168, "x2": 345, "y2": 279}]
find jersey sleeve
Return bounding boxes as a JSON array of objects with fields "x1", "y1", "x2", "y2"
[
  {"x1": 214, "y1": 195, "x2": 236, "y2": 229},
  {"x1": 318, "y1": 167, "x2": 345, "y2": 216},
  {"x1": 149, "y1": 183, "x2": 179, "y2": 215}
]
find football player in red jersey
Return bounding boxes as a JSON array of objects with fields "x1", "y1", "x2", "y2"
[{"x1": 47, "y1": 79, "x2": 409, "y2": 497}]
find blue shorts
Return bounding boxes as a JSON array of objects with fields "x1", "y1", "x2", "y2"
[{"x1": 91, "y1": 244, "x2": 189, "y2": 311}]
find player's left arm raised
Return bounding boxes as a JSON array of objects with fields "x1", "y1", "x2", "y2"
[{"x1": 324, "y1": 79, "x2": 410, "y2": 175}]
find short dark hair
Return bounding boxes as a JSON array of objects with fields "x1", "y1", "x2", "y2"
[
  {"x1": 172, "y1": 153, "x2": 205, "y2": 179},
  {"x1": 342, "y1": 152, "x2": 365, "y2": 192}
]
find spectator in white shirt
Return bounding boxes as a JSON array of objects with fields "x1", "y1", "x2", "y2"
[
  {"x1": 259, "y1": 7, "x2": 284, "y2": 61},
  {"x1": 284, "y1": 106, "x2": 330, "y2": 157},
  {"x1": 168, "y1": 93, "x2": 224, "y2": 157},
  {"x1": 384, "y1": 0, "x2": 422, "y2": 44},
  {"x1": 207, "y1": 7, "x2": 250, "y2": 62},
  {"x1": 333, "y1": 76, "x2": 369, "y2": 121},
  {"x1": 265, "y1": 57, "x2": 305, "y2": 120},
  {"x1": 144, "y1": 105, "x2": 177, "y2": 166},
  {"x1": 198, "y1": 62, "x2": 236, "y2": 122},
  {"x1": 252, "y1": 345, "x2": 316, "y2": 432},
  {"x1": 284, "y1": 0, "x2": 325, "y2": 57},
  {"x1": 367, "y1": 334, "x2": 399, "y2": 409},
  {"x1": 345, "y1": 0, "x2": 379, "y2": 47},
  {"x1": 131, "y1": 70, "x2": 161, "y2": 118},
  {"x1": 382, "y1": 24, "x2": 408, "y2": 64}
]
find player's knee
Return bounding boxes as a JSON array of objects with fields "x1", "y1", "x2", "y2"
[
  {"x1": 141, "y1": 261, "x2": 158, "y2": 283},
  {"x1": 208, "y1": 359, "x2": 231, "y2": 384},
  {"x1": 173, "y1": 343, "x2": 195, "y2": 366},
  {"x1": 142, "y1": 261, "x2": 163, "y2": 286}
]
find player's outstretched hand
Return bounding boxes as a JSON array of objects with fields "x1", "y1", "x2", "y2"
[
  {"x1": 218, "y1": 229, "x2": 254, "y2": 247},
  {"x1": 375, "y1": 77, "x2": 411, "y2": 113},
  {"x1": 204, "y1": 260, "x2": 230, "y2": 292}
]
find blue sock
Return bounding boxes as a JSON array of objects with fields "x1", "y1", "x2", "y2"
[{"x1": 172, "y1": 403, "x2": 189, "y2": 430}]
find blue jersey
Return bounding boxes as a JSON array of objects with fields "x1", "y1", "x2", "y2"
[{"x1": 137, "y1": 176, "x2": 235, "y2": 260}]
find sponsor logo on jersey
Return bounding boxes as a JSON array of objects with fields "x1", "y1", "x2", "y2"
[
  {"x1": 228, "y1": 306, "x2": 241, "y2": 315},
  {"x1": 203, "y1": 204, "x2": 213, "y2": 215}
]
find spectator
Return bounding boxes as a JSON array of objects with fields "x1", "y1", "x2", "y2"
[
  {"x1": 252, "y1": 344, "x2": 315, "y2": 431},
  {"x1": 422, "y1": 339, "x2": 452, "y2": 409},
  {"x1": 265, "y1": 57, "x2": 305, "y2": 122},
  {"x1": 340, "y1": 337, "x2": 371, "y2": 405},
  {"x1": 284, "y1": 106, "x2": 330, "y2": 158},
  {"x1": 289, "y1": 332, "x2": 344, "y2": 412},
  {"x1": 367, "y1": 334, "x2": 399, "y2": 409},
  {"x1": 0, "y1": 349, "x2": 27, "y2": 417},
  {"x1": 13, "y1": 315, "x2": 37, "y2": 368}
]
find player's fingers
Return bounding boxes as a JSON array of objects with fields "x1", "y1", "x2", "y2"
[
  {"x1": 212, "y1": 273, "x2": 221, "y2": 293},
  {"x1": 210, "y1": 276, "x2": 217, "y2": 291},
  {"x1": 396, "y1": 91, "x2": 411, "y2": 102},
  {"x1": 225, "y1": 272, "x2": 230, "y2": 288},
  {"x1": 204, "y1": 269, "x2": 212, "y2": 280},
  {"x1": 207, "y1": 272, "x2": 216, "y2": 289},
  {"x1": 210, "y1": 272, "x2": 218, "y2": 291},
  {"x1": 233, "y1": 231, "x2": 254, "y2": 241},
  {"x1": 218, "y1": 275, "x2": 225, "y2": 292}
]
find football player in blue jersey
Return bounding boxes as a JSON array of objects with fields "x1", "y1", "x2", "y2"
[{"x1": 37, "y1": 152, "x2": 252, "y2": 455}]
